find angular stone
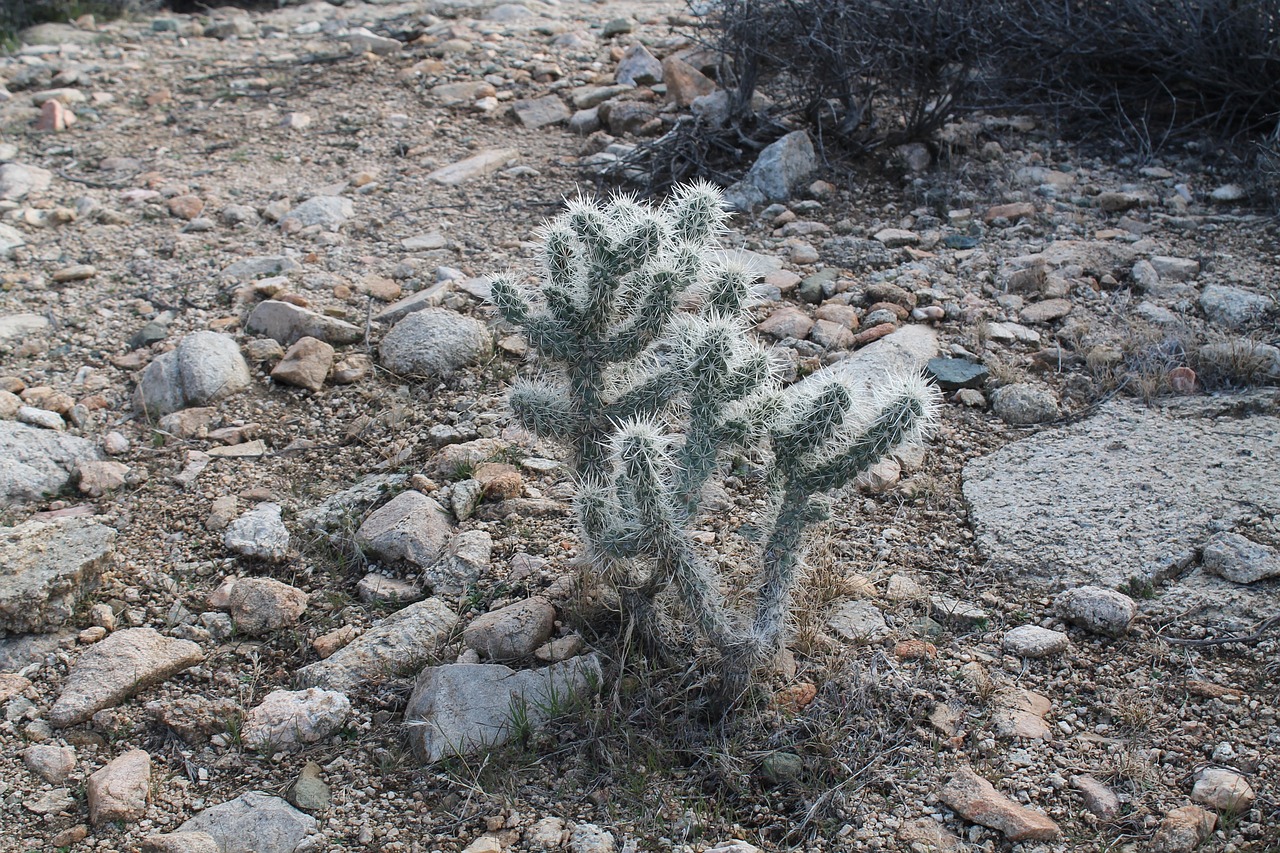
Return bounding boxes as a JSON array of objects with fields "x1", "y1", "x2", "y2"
[
  {"x1": 1019, "y1": 298, "x2": 1072, "y2": 324},
  {"x1": 280, "y1": 196, "x2": 352, "y2": 231},
  {"x1": 287, "y1": 762, "x2": 330, "y2": 811},
  {"x1": 615, "y1": 43, "x2": 663, "y2": 86},
  {"x1": 463, "y1": 598, "x2": 556, "y2": 660},
  {"x1": 1202, "y1": 532, "x2": 1280, "y2": 584},
  {"x1": 246, "y1": 300, "x2": 363, "y2": 347},
  {"x1": 1072, "y1": 774, "x2": 1120, "y2": 819},
  {"x1": 243, "y1": 688, "x2": 350, "y2": 752},
  {"x1": 357, "y1": 573, "x2": 422, "y2": 604},
  {"x1": 662, "y1": 56, "x2": 715, "y2": 107},
  {"x1": 513, "y1": 95, "x2": 570, "y2": 129},
  {"x1": 87, "y1": 748, "x2": 150, "y2": 825},
  {"x1": 756, "y1": 306, "x2": 813, "y2": 340},
  {"x1": 939, "y1": 767, "x2": 1061, "y2": 841},
  {"x1": 1151, "y1": 805, "x2": 1216, "y2": 853},
  {"x1": 1191, "y1": 767, "x2": 1256, "y2": 811},
  {"x1": 1200, "y1": 284, "x2": 1273, "y2": 329},
  {"x1": 827, "y1": 600, "x2": 888, "y2": 641},
  {"x1": 0, "y1": 162, "x2": 52, "y2": 200},
  {"x1": 23, "y1": 743, "x2": 76, "y2": 783},
  {"x1": 725, "y1": 131, "x2": 816, "y2": 208},
  {"x1": 221, "y1": 256, "x2": 302, "y2": 280},
  {"x1": 224, "y1": 503, "x2": 291, "y2": 562},
  {"x1": 297, "y1": 474, "x2": 407, "y2": 534},
  {"x1": 270, "y1": 336, "x2": 334, "y2": 392},
  {"x1": 406, "y1": 655, "x2": 602, "y2": 762},
  {"x1": 991, "y1": 383, "x2": 1059, "y2": 424},
  {"x1": 356, "y1": 490, "x2": 453, "y2": 568},
  {"x1": 344, "y1": 28, "x2": 400, "y2": 56},
  {"x1": 0, "y1": 313, "x2": 51, "y2": 344},
  {"x1": 177, "y1": 792, "x2": 317, "y2": 853},
  {"x1": 77, "y1": 460, "x2": 129, "y2": 497},
  {"x1": 228, "y1": 577, "x2": 307, "y2": 635},
  {"x1": 424, "y1": 529, "x2": 492, "y2": 595},
  {"x1": 873, "y1": 228, "x2": 919, "y2": 248},
  {"x1": 296, "y1": 597, "x2": 456, "y2": 692},
  {"x1": 427, "y1": 149, "x2": 520, "y2": 186},
  {"x1": 0, "y1": 517, "x2": 114, "y2": 635},
  {"x1": 926, "y1": 358, "x2": 988, "y2": 391},
  {"x1": 141, "y1": 832, "x2": 220, "y2": 853},
  {"x1": 51, "y1": 628, "x2": 203, "y2": 727}
]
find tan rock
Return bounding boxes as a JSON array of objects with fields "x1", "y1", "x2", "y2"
[
  {"x1": 1150, "y1": 805, "x2": 1216, "y2": 852},
  {"x1": 939, "y1": 767, "x2": 1061, "y2": 841},
  {"x1": 87, "y1": 748, "x2": 150, "y2": 825},
  {"x1": 77, "y1": 460, "x2": 130, "y2": 496},
  {"x1": 1191, "y1": 767, "x2": 1256, "y2": 812},
  {"x1": 167, "y1": 195, "x2": 204, "y2": 220},
  {"x1": 271, "y1": 336, "x2": 335, "y2": 392},
  {"x1": 463, "y1": 597, "x2": 556, "y2": 660},
  {"x1": 51, "y1": 628, "x2": 203, "y2": 727},
  {"x1": 662, "y1": 56, "x2": 715, "y2": 106}
]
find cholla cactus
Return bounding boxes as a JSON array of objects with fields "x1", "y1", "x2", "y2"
[{"x1": 490, "y1": 182, "x2": 938, "y2": 688}]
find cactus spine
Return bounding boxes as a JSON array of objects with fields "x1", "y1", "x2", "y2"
[{"x1": 490, "y1": 182, "x2": 939, "y2": 688}]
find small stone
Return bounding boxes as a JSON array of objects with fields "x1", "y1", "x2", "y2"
[
  {"x1": 425, "y1": 529, "x2": 492, "y2": 595},
  {"x1": 87, "y1": 748, "x2": 150, "y2": 825},
  {"x1": 983, "y1": 202, "x2": 1037, "y2": 224},
  {"x1": 1020, "y1": 298, "x2": 1072, "y2": 324},
  {"x1": 167, "y1": 195, "x2": 204, "y2": 220},
  {"x1": 380, "y1": 309, "x2": 493, "y2": 378},
  {"x1": 661, "y1": 56, "x2": 715, "y2": 107},
  {"x1": 827, "y1": 600, "x2": 888, "y2": 641},
  {"x1": 228, "y1": 577, "x2": 307, "y2": 635},
  {"x1": 52, "y1": 263, "x2": 96, "y2": 282},
  {"x1": 463, "y1": 597, "x2": 556, "y2": 660},
  {"x1": 615, "y1": 43, "x2": 663, "y2": 86},
  {"x1": 344, "y1": 27, "x2": 401, "y2": 55},
  {"x1": 270, "y1": 336, "x2": 334, "y2": 392},
  {"x1": 243, "y1": 688, "x2": 350, "y2": 752},
  {"x1": 0, "y1": 517, "x2": 115, "y2": 635},
  {"x1": 1002, "y1": 625, "x2": 1069, "y2": 658},
  {"x1": 1200, "y1": 284, "x2": 1273, "y2": 329},
  {"x1": 23, "y1": 743, "x2": 76, "y2": 783},
  {"x1": 757, "y1": 306, "x2": 813, "y2": 340},
  {"x1": 1191, "y1": 767, "x2": 1256, "y2": 811},
  {"x1": 895, "y1": 819, "x2": 960, "y2": 851},
  {"x1": 1209, "y1": 184, "x2": 1246, "y2": 202},
  {"x1": 939, "y1": 767, "x2": 1061, "y2": 841},
  {"x1": 77, "y1": 460, "x2": 129, "y2": 496},
  {"x1": 134, "y1": 331, "x2": 251, "y2": 416},
  {"x1": 296, "y1": 598, "x2": 456, "y2": 692},
  {"x1": 357, "y1": 573, "x2": 423, "y2": 604},
  {"x1": 288, "y1": 761, "x2": 330, "y2": 811},
  {"x1": 535, "y1": 633, "x2": 586, "y2": 663},
  {"x1": 873, "y1": 228, "x2": 920, "y2": 248},
  {"x1": 1072, "y1": 774, "x2": 1120, "y2": 819},
  {"x1": 513, "y1": 95, "x2": 571, "y2": 129},
  {"x1": 527, "y1": 817, "x2": 566, "y2": 849},
  {"x1": 427, "y1": 149, "x2": 520, "y2": 186},
  {"x1": 356, "y1": 490, "x2": 453, "y2": 569},
  {"x1": 141, "y1": 832, "x2": 220, "y2": 853},
  {"x1": 926, "y1": 357, "x2": 988, "y2": 390},
  {"x1": 570, "y1": 822, "x2": 616, "y2": 853},
  {"x1": 224, "y1": 502, "x2": 291, "y2": 562},
  {"x1": 991, "y1": 383, "x2": 1059, "y2": 424},
  {"x1": 760, "y1": 752, "x2": 803, "y2": 784},
  {"x1": 1055, "y1": 586, "x2": 1137, "y2": 636},
  {"x1": 1151, "y1": 805, "x2": 1216, "y2": 853},
  {"x1": 17, "y1": 405, "x2": 64, "y2": 430},
  {"x1": 893, "y1": 639, "x2": 937, "y2": 660}
]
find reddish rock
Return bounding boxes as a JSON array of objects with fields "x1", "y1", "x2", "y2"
[
  {"x1": 939, "y1": 767, "x2": 1061, "y2": 841},
  {"x1": 662, "y1": 56, "x2": 716, "y2": 107},
  {"x1": 983, "y1": 202, "x2": 1037, "y2": 223},
  {"x1": 167, "y1": 195, "x2": 204, "y2": 220},
  {"x1": 87, "y1": 749, "x2": 151, "y2": 825},
  {"x1": 1151, "y1": 806, "x2": 1216, "y2": 852},
  {"x1": 851, "y1": 322, "x2": 897, "y2": 347},
  {"x1": 756, "y1": 306, "x2": 813, "y2": 340}
]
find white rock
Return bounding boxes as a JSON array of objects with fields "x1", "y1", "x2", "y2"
[
  {"x1": 224, "y1": 502, "x2": 291, "y2": 562},
  {"x1": 1055, "y1": 586, "x2": 1136, "y2": 635},
  {"x1": 243, "y1": 688, "x2": 351, "y2": 752},
  {"x1": 1002, "y1": 625, "x2": 1069, "y2": 658}
]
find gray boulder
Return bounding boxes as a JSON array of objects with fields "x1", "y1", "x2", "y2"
[
  {"x1": 1200, "y1": 284, "x2": 1273, "y2": 329},
  {"x1": 356, "y1": 490, "x2": 453, "y2": 568},
  {"x1": 279, "y1": 196, "x2": 352, "y2": 231},
  {"x1": 1202, "y1": 532, "x2": 1280, "y2": 584},
  {"x1": 379, "y1": 309, "x2": 492, "y2": 378},
  {"x1": 0, "y1": 420, "x2": 101, "y2": 504},
  {"x1": 177, "y1": 792, "x2": 317, "y2": 853},
  {"x1": 134, "y1": 331, "x2": 251, "y2": 416},
  {"x1": 723, "y1": 131, "x2": 817, "y2": 209},
  {"x1": 991, "y1": 383, "x2": 1059, "y2": 424},
  {"x1": 406, "y1": 655, "x2": 602, "y2": 763}
]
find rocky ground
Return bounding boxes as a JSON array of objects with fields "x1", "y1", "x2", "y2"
[{"x1": 0, "y1": 1, "x2": 1278, "y2": 852}]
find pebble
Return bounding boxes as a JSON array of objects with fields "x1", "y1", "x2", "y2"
[
  {"x1": 1071, "y1": 774, "x2": 1120, "y2": 819},
  {"x1": 288, "y1": 761, "x2": 331, "y2": 811},
  {"x1": 939, "y1": 767, "x2": 1061, "y2": 841},
  {"x1": 134, "y1": 331, "x2": 252, "y2": 416},
  {"x1": 23, "y1": 743, "x2": 77, "y2": 783},
  {"x1": 827, "y1": 600, "x2": 888, "y2": 641},
  {"x1": 270, "y1": 336, "x2": 334, "y2": 392},
  {"x1": 1191, "y1": 767, "x2": 1256, "y2": 811}
]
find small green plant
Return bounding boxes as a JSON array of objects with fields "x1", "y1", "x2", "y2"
[{"x1": 489, "y1": 182, "x2": 938, "y2": 695}]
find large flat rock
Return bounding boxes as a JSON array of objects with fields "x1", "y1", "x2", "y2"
[
  {"x1": 0, "y1": 517, "x2": 115, "y2": 636},
  {"x1": 963, "y1": 393, "x2": 1280, "y2": 621},
  {"x1": 50, "y1": 628, "x2": 204, "y2": 727}
]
